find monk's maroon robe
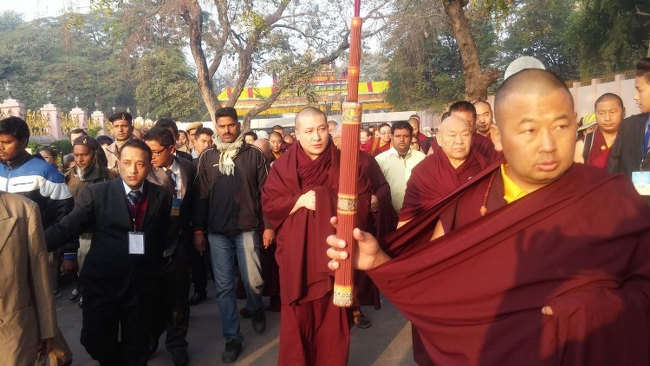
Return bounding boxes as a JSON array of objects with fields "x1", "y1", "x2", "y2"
[
  {"x1": 360, "y1": 138, "x2": 374, "y2": 155},
  {"x1": 371, "y1": 139, "x2": 391, "y2": 157},
  {"x1": 585, "y1": 129, "x2": 612, "y2": 169},
  {"x1": 262, "y1": 141, "x2": 373, "y2": 365},
  {"x1": 471, "y1": 132, "x2": 500, "y2": 162},
  {"x1": 399, "y1": 142, "x2": 488, "y2": 222},
  {"x1": 368, "y1": 161, "x2": 650, "y2": 365},
  {"x1": 353, "y1": 152, "x2": 396, "y2": 310}
]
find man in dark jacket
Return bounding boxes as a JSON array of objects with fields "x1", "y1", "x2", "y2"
[
  {"x1": 607, "y1": 57, "x2": 650, "y2": 205},
  {"x1": 193, "y1": 107, "x2": 274, "y2": 363},
  {"x1": 46, "y1": 139, "x2": 172, "y2": 366},
  {"x1": 143, "y1": 126, "x2": 194, "y2": 366},
  {"x1": 64, "y1": 135, "x2": 118, "y2": 306}
]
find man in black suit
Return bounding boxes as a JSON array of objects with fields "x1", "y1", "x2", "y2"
[
  {"x1": 143, "y1": 127, "x2": 193, "y2": 366},
  {"x1": 155, "y1": 118, "x2": 194, "y2": 162},
  {"x1": 608, "y1": 57, "x2": 650, "y2": 205},
  {"x1": 188, "y1": 126, "x2": 215, "y2": 305},
  {"x1": 45, "y1": 139, "x2": 172, "y2": 366}
]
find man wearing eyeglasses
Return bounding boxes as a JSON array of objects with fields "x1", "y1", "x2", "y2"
[{"x1": 143, "y1": 126, "x2": 194, "y2": 366}]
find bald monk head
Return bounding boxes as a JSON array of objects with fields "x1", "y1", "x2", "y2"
[
  {"x1": 295, "y1": 107, "x2": 329, "y2": 160},
  {"x1": 491, "y1": 68, "x2": 577, "y2": 193},
  {"x1": 436, "y1": 115, "x2": 472, "y2": 168},
  {"x1": 269, "y1": 131, "x2": 283, "y2": 154},
  {"x1": 253, "y1": 138, "x2": 273, "y2": 161},
  {"x1": 594, "y1": 93, "x2": 625, "y2": 134}
]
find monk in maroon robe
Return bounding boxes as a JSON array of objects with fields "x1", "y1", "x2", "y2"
[
  {"x1": 428, "y1": 102, "x2": 501, "y2": 162},
  {"x1": 399, "y1": 115, "x2": 489, "y2": 364},
  {"x1": 574, "y1": 93, "x2": 625, "y2": 169},
  {"x1": 371, "y1": 123, "x2": 392, "y2": 156},
  {"x1": 262, "y1": 107, "x2": 375, "y2": 365},
  {"x1": 400, "y1": 115, "x2": 489, "y2": 224},
  {"x1": 360, "y1": 129, "x2": 374, "y2": 155},
  {"x1": 327, "y1": 69, "x2": 650, "y2": 366},
  {"x1": 352, "y1": 151, "x2": 396, "y2": 322}
]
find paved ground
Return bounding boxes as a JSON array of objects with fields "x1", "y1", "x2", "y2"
[{"x1": 55, "y1": 280, "x2": 417, "y2": 366}]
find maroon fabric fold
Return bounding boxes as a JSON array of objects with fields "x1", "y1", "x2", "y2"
[
  {"x1": 360, "y1": 138, "x2": 374, "y2": 155},
  {"x1": 399, "y1": 142, "x2": 488, "y2": 222},
  {"x1": 586, "y1": 129, "x2": 611, "y2": 169},
  {"x1": 354, "y1": 152, "x2": 396, "y2": 309},
  {"x1": 262, "y1": 141, "x2": 373, "y2": 305},
  {"x1": 371, "y1": 139, "x2": 391, "y2": 157},
  {"x1": 471, "y1": 133, "x2": 501, "y2": 162},
  {"x1": 369, "y1": 163, "x2": 650, "y2": 365}
]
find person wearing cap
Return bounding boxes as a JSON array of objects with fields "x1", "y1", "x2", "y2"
[
  {"x1": 63, "y1": 136, "x2": 119, "y2": 306},
  {"x1": 576, "y1": 112, "x2": 597, "y2": 139},
  {"x1": 185, "y1": 122, "x2": 203, "y2": 157},
  {"x1": 105, "y1": 112, "x2": 137, "y2": 171},
  {"x1": 574, "y1": 93, "x2": 625, "y2": 169},
  {"x1": 96, "y1": 135, "x2": 114, "y2": 150}
]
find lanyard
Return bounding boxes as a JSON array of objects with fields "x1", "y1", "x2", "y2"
[{"x1": 126, "y1": 194, "x2": 147, "y2": 231}]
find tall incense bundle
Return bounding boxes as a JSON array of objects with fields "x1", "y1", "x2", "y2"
[{"x1": 333, "y1": 0, "x2": 363, "y2": 308}]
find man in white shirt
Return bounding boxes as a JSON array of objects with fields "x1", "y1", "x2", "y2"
[{"x1": 375, "y1": 121, "x2": 426, "y2": 215}]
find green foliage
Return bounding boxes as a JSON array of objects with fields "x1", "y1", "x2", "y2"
[
  {"x1": 385, "y1": 14, "x2": 499, "y2": 111},
  {"x1": 134, "y1": 48, "x2": 206, "y2": 121},
  {"x1": 500, "y1": 0, "x2": 579, "y2": 80},
  {"x1": 88, "y1": 126, "x2": 102, "y2": 137},
  {"x1": 51, "y1": 140, "x2": 73, "y2": 155},
  {"x1": 567, "y1": 0, "x2": 650, "y2": 76},
  {"x1": 0, "y1": 12, "x2": 137, "y2": 113},
  {"x1": 26, "y1": 141, "x2": 43, "y2": 153}
]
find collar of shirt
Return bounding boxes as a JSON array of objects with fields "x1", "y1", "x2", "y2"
[
  {"x1": 387, "y1": 147, "x2": 412, "y2": 160},
  {"x1": 122, "y1": 180, "x2": 144, "y2": 197},
  {"x1": 163, "y1": 157, "x2": 180, "y2": 176},
  {"x1": 500, "y1": 164, "x2": 527, "y2": 204}
]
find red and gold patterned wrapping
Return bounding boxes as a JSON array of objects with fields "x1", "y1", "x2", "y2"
[{"x1": 333, "y1": 103, "x2": 363, "y2": 307}]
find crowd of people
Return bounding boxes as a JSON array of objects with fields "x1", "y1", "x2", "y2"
[{"x1": 1, "y1": 58, "x2": 650, "y2": 366}]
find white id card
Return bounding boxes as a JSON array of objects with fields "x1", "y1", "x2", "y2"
[
  {"x1": 632, "y1": 172, "x2": 650, "y2": 196},
  {"x1": 129, "y1": 232, "x2": 145, "y2": 254}
]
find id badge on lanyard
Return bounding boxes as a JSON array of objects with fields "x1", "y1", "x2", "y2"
[
  {"x1": 129, "y1": 231, "x2": 145, "y2": 254},
  {"x1": 632, "y1": 171, "x2": 650, "y2": 196},
  {"x1": 128, "y1": 202, "x2": 145, "y2": 254}
]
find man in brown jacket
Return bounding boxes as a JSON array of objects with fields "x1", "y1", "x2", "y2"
[{"x1": 0, "y1": 191, "x2": 57, "y2": 366}]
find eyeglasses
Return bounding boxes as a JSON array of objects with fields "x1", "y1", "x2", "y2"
[{"x1": 150, "y1": 146, "x2": 171, "y2": 156}]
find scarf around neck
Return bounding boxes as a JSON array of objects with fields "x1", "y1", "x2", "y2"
[{"x1": 213, "y1": 132, "x2": 244, "y2": 176}]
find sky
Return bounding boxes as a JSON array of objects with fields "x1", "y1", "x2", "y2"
[{"x1": 1, "y1": 0, "x2": 91, "y2": 20}]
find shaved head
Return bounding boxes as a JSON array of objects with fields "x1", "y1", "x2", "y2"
[
  {"x1": 295, "y1": 106, "x2": 329, "y2": 160},
  {"x1": 594, "y1": 93, "x2": 624, "y2": 110},
  {"x1": 438, "y1": 115, "x2": 470, "y2": 132},
  {"x1": 495, "y1": 69, "x2": 573, "y2": 125},
  {"x1": 436, "y1": 115, "x2": 472, "y2": 166},
  {"x1": 253, "y1": 138, "x2": 273, "y2": 161},
  {"x1": 295, "y1": 107, "x2": 327, "y2": 129}
]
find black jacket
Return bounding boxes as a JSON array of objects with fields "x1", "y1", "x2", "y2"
[
  {"x1": 45, "y1": 179, "x2": 172, "y2": 297},
  {"x1": 193, "y1": 142, "x2": 269, "y2": 236},
  {"x1": 147, "y1": 156, "x2": 195, "y2": 257},
  {"x1": 607, "y1": 113, "x2": 650, "y2": 204}
]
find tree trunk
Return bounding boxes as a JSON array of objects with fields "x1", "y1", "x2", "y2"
[
  {"x1": 181, "y1": 1, "x2": 221, "y2": 128},
  {"x1": 443, "y1": 0, "x2": 499, "y2": 101}
]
